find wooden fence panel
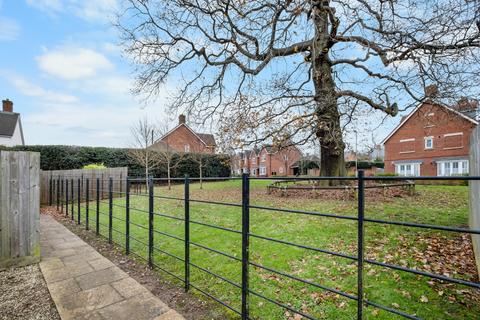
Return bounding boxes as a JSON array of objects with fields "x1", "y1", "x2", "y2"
[
  {"x1": 469, "y1": 126, "x2": 480, "y2": 275},
  {"x1": 40, "y1": 167, "x2": 128, "y2": 205},
  {"x1": 0, "y1": 151, "x2": 40, "y2": 269}
]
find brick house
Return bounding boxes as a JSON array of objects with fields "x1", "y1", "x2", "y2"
[
  {"x1": 231, "y1": 145, "x2": 302, "y2": 177},
  {"x1": 257, "y1": 145, "x2": 302, "y2": 177},
  {"x1": 152, "y1": 115, "x2": 216, "y2": 153},
  {"x1": 0, "y1": 99, "x2": 25, "y2": 147},
  {"x1": 383, "y1": 101, "x2": 478, "y2": 176},
  {"x1": 231, "y1": 149, "x2": 258, "y2": 175}
]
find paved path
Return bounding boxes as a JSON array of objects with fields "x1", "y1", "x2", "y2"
[{"x1": 39, "y1": 215, "x2": 184, "y2": 320}]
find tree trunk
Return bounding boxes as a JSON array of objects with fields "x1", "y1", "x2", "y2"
[
  {"x1": 312, "y1": 2, "x2": 346, "y2": 181},
  {"x1": 199, "y1": 161, "x2": 203, "y2": 190},
  {"x1": 167, "y1": 159, "x2": 171, "y2": 190},
  {"x1": 145, "y1": 163, "x2": 149, "y2": 190}
]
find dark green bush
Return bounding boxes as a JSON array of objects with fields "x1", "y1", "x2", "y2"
[{"x1": 0, "y1": 145, "x2": 231, "y2": 178}]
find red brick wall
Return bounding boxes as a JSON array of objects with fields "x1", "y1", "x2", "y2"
[
  {"x1": 270, "y1": 146, "x2": 302, "y2": 176},
  {"x1": 384, "y1": 103, "x2": 476, "y2": 176},
  {"x1": 160, "y1": 125, "x2": 215, "y2": 154},
  {"x1": 256, "y1": 146, "x2": 302, "y2": 176},
  {"x1": 249, "y1": 152, "x2": 259, "y2": 176},
  {"x1": 258, "y1": 148, "x2": 270, "y2": 176}
]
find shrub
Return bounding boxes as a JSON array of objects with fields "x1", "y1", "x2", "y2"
[
  {"x1": 0, "y1": 145, "x2": 231, "y2": 177},
  {"x1": 83, "y1": 163, "x2": 107, "y2": 169},
  {"x1": 375, "y1": 172, "x2": 398, "y2": 176}
]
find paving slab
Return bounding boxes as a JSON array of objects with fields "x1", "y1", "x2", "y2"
[{"x1": 39, "y1": 215, "x2": 185, "y2": 320}]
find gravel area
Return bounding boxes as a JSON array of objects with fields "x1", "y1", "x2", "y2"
[{"x1": 0, "y1": 264, "x2": 60, "y2": 320}]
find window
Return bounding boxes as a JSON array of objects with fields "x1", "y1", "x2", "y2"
[
  {"x1": 261, "y1": 154, "x2": 266, "y2": 162},
  {"x1": 437, "y1": 160, "x2": 469, "y2": 176},
  {"x1": 252, "y1": 157, "x2": 256, "y2": 165},
  {"x1": 259, "y1": 166, "x2": 266, "y2": 176},
  {"x1": 279, "y1": 167, "x2": 284, "y2": 174},
  {"x1": 424, "y1": 136, "x2": 433, "y2": 149},
  {"x1": 395, "y1": 162, "x2": 421, "y2": 176},
  {"x1": 184, "y1": 144, "x2": 190, "y2": 152}
]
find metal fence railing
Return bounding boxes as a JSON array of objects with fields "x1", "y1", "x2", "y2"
[{"x1": 46, "y1": 172, "x2": 480, "y2": 320}]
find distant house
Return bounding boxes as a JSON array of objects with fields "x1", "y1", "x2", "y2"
[
  {"x1": 231, "y1": 145, "x2": 302, "y2": 177},
  {"x1": 0, "y1": 99, "x2": 25, "y2": 147},
  {"x1": 257, "y1": 145, "x2": 302, "y2": 177},
  {"x1": 152, "y1": 115, "x2": 216, "y2": 153},
  {"x1": 382, "y1": 100, "x2": 478, "y2": 176}
]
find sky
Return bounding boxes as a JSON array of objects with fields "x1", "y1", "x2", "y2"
[
  {"x1": 0, "y1": 0, "x2": 173, "y2": 148},
  {"x1": 0, "y1": 0, "x2": 400, "y2": 151}
]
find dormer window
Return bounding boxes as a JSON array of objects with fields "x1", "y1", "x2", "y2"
[{"x1": 424, "y1": 136, "x2": 433, "y2": 149}]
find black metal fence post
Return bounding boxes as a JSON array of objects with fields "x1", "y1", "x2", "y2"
[
  {"x1": 65, "y1": 179, "x2": 69, "y2": 216},
  {"x1": 86, "y1": 178, "x2": 90, "y2": 230},
  {"x1": 241, "y1": 173, "x2": 250, "y2": 320},
  {"x1": 357, "y1": 170, "x2": 365, "y2": 320},
  {"x1": 77, "y1": 178, "x2": 81, "y2": 225},
  {"x1": 109, "y1": 177, "x2": 113, "y2": 244},
  {"x1": 126, "y1": 177, "x2": 130, "y2": 255},
  {"x1": 96, "y1": 178, "x2": 100, "y2": 236},
  {"x1": 184, "y1": 175, "x2": 190, "y2": 292},
  {"x1": 49, "y1": 178, "x2": 52, "y2": 206},
  {"x1": 148, "y1": 177, "x2": 154, "y2": 268},
  {"x1": 71, "y1": 178, "x2": 74, "y2": 220}
]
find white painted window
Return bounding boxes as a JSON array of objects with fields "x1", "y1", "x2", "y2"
[
  {"x1": 424, "y1": 136, "x2": 433, "y2": 149},
  {"x1": 279, "y1": 167, "x2": 284, "y2": 174},
  {"x1": 259, "y1": 166, "x2": 266, "y2": 175},
  {"x1": 261, "y1": 154, "x2": 266, "y2": 162},
  {"x1": 184, "y1": 144, "x2": 190, "y2": 152},
  {"x1": 395, "y1": 163, "x2": 421, "y2": 176},
  {"x1": 437, "y1": 160, "x2": 469, "y2": 176}
]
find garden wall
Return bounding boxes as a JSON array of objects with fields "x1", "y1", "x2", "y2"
[{"x1": 0, "y1": 151, "x2": 40, "y2": 269}]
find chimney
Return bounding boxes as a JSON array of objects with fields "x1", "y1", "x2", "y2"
[
  {"x1": 179, "y1": 114, "x2": 186, "y2": 125},
  {"x1": 424, "y1": 84, "x2": 439, "y2": 99},
  {"x1": 2, "y1": 99, "x2": 13, "y2": 113},
  {"x1": 456, "y1": 97, "x2": 478, "y2": 112}
]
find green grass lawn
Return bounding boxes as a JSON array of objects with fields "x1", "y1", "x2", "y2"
[{"x1": 72, "y1": 180, "x2": 479, "y2": 320}]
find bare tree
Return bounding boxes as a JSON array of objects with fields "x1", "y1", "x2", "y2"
[
  {"x1": 118, "y1": 0, "x2": 480, "y2": 177},
  {"x1": 189, "y1": 144, "x2": 208, "y2": 190},
  {"x1": 129, "y1": 117, "x2": 162, "y2": 186},
  {"x1": 151, "y1": 124, "x2": 185, "y2": 190}
]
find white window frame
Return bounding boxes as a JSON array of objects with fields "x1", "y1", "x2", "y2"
[
  {"x1": 437, "y1": 160, "x2": 469, "y2": 176},
  {"x1": 184, "y1": 144, "x2": 190, "y2": 152},
  {"x1": 424, "y1": 136, "x2": 433, "y2": 150},
  {"x1": 261, "y1": 154, "x2": 266, "y2": 162},
  {"x1": 279, "y1": 167, "x2": 284, "y2": 174},
  {"x1": 259, "y1": 166, "x2": 266, "y2": 176},
  {"x1": 395, "y1": 162, "x2": 421, "y2": 176}
]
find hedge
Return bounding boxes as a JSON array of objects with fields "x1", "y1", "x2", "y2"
[
  {"x1": 345, "y1": 160, "x2": 384, "y2": 169},
  {"x1": 0, "y1": 145, "x2": 231, "y2": 178}
]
